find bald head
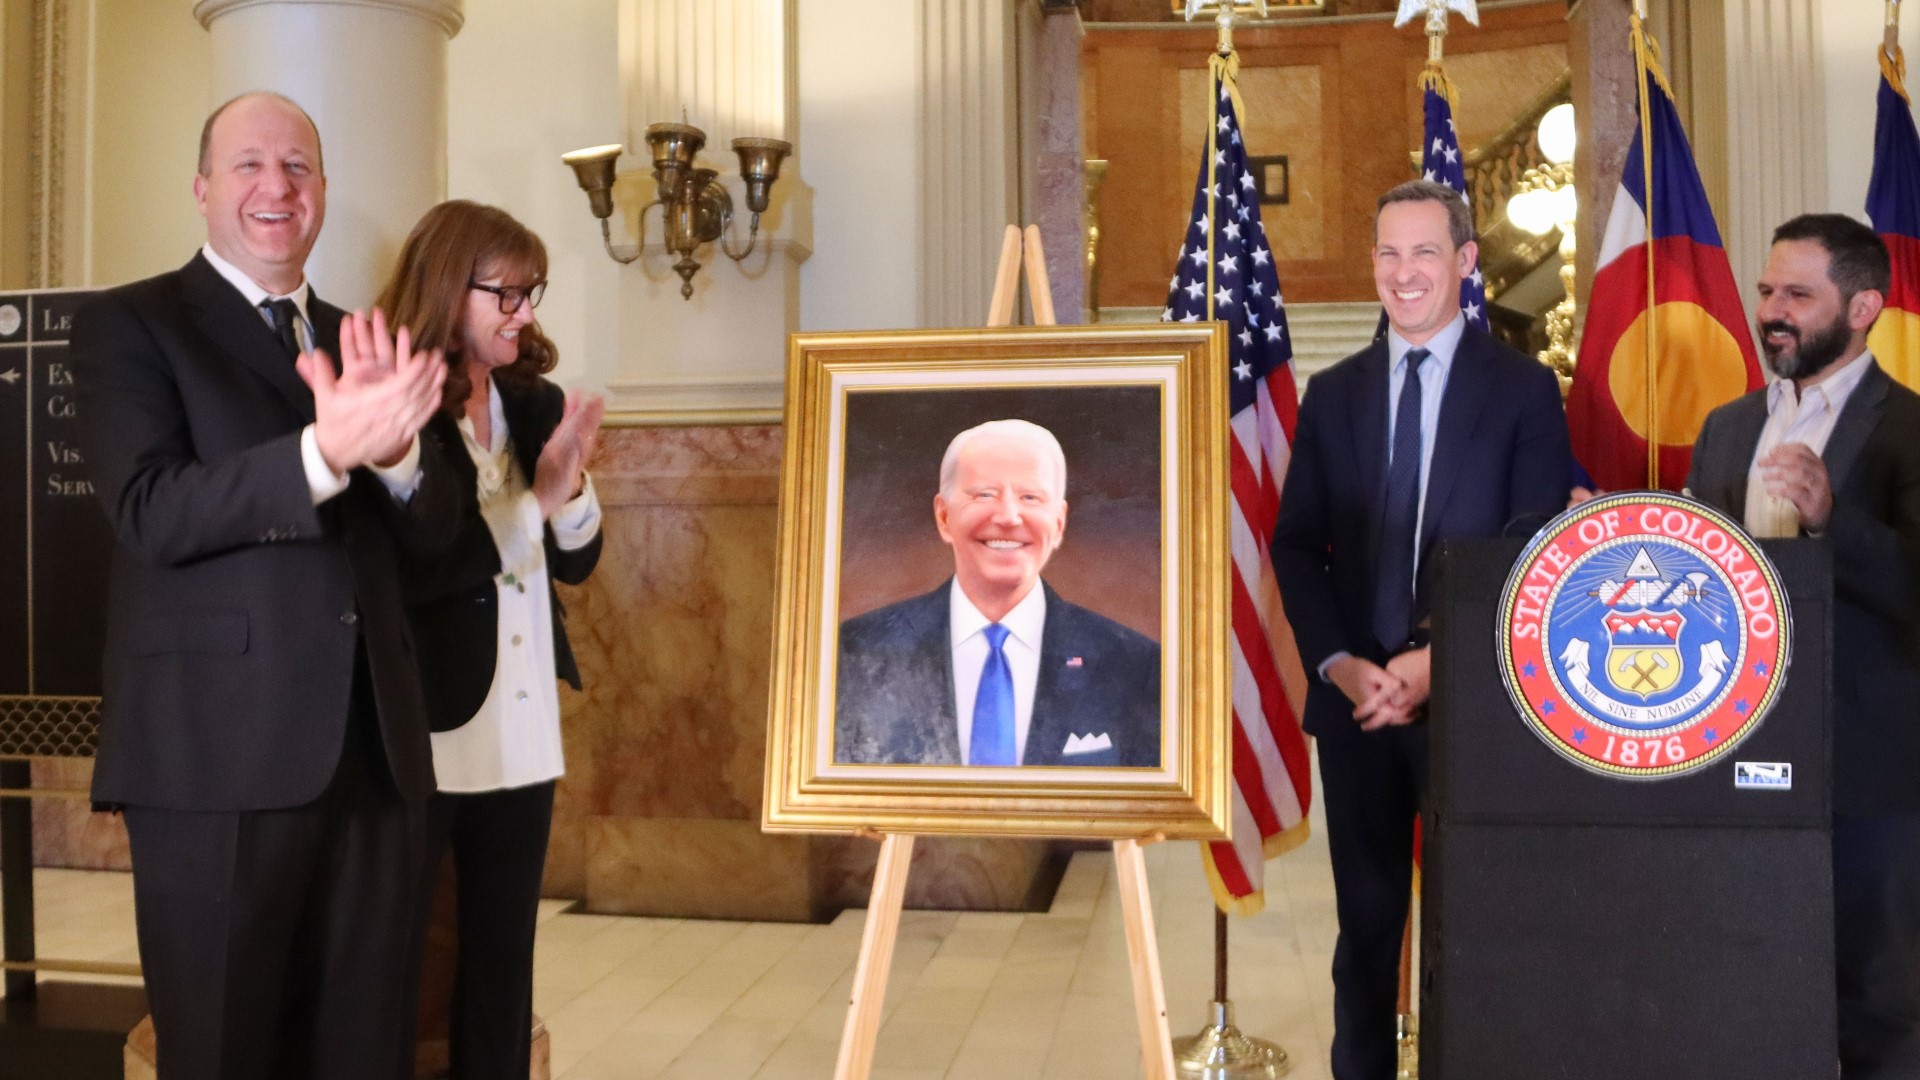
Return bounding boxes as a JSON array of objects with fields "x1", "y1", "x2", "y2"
[
  {"x1": 193, "y1": 91, "x2": 326, "y2": 295},
  {"x1": 198, "y1": 92, "x2": 323, "y2": 177}
]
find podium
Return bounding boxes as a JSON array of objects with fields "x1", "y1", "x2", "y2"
[{"x1": 1421, "y1": 537, "x2": 1835, "y2": 1079}]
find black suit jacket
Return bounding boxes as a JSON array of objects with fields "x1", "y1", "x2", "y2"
[
  {"x1": 402, "y1": 378, "x2": 603, "y2": 734},
  {"x1": 834, "y1": 581, "x2": 1162, "y2": 767},
  {"x1": 74, "y1": 253, "x2": 465, "y2": 810},
  {"x1": 1686, "y1": 360, "x2": 1920, "y2": 815},
  {"x1": 1270, "y1": 325, "x2": 1573, "y2": 736}
]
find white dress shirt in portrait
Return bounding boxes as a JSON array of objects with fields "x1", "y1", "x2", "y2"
[{"x1": 949, "y1": 579, "x2": 1046, "y2": 766}]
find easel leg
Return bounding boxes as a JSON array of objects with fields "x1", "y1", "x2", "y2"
[
  {"x1": 834, "y1": 833, "x2": 915, "y2": 1080},
  {"x1": 986, "y1": 225, "x2": 1024, "y2": 327},
  {"x1": 1114, "y1": 838, "x2": 1176, "y2": 1080},
  {"x1": 1021, "y1": 224, "x2": 1058, "y2": 325},
  {"x1": 985, "y1": 223, "x2": 1061, "y2": 329}
]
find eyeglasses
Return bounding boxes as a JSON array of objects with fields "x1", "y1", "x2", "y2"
[{"x1": 469, "y1": 280, "x2": 547, "y2": 315}]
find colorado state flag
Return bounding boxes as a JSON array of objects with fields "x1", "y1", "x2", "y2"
[
  {"x1": 1567, "y1": 19, "x2": 1760, "y2": 491},
  {"x1": 1867, "y1": 44, "x2": 1920, "y2": 391}
]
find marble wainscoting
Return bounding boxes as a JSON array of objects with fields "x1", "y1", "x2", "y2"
[{"x1": 554, "y1": 423, "x2": 1065, "y2": 922}]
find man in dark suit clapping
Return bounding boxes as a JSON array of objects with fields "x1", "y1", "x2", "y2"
[
  {"x1": 73, "y1": 91, "x2": 462, "y2": 1080},
  {"x1": 1269, "y1": 179, "x2": 1573, "y2": 1080}
]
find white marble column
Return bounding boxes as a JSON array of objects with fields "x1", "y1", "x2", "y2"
[
  {"x1": 192, "y1": 0, "x2": 464, "y2": 308},
  {"x1": 604, "y1": 0, "x2": 807, "y2": 422},
  {"x1": 919, "y1": 0, "x2": 1021, "y2": 329},
  {"x1": 1718, "y1": 0, "x2": 1825, "y2": 300}
]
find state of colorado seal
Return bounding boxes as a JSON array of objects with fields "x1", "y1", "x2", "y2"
[{"x1": 1498, "y1": 490, "x2": 1791, "y2": 779}]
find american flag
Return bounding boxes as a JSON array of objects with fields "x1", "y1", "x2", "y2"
[
  {"x1": 1419, "y1": 78, "x2": 1489, "y2": 330},
  {"x1": 1162, "y1": 63, "x2": 1314, "y2": 913}
]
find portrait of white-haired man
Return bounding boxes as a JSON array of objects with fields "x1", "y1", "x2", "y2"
[{"x1": 833, "y1": 418, "x2": 1162, "y2": 768}]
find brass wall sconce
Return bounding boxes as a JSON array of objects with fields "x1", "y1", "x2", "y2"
[{"x1": 562, "y1": 123, "x2": 792, "y2": 299}]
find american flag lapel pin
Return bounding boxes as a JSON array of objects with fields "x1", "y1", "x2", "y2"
[{"x1": 1065, "y1": 656, "x2": 1083, "y2": 668}]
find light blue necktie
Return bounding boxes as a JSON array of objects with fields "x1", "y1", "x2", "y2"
[{"x1": 970, "y1": 623, "x2": 1016, "y2": 766}]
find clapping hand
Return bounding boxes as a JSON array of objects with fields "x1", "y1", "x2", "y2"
[
  {"x1": 298, "y1": 309, "x2": 446, "y2": 474},
  {"x1": 533, "y1": 389, "x2": 606, "y2": 520}
]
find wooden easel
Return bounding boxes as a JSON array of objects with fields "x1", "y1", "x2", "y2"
[{"x1": 831, "y1": 226, "x2": 1178, "y2": 1080}]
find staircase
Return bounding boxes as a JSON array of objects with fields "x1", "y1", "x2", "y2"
[{"x1": 1098, "y1": 301, "x2": 1382, "y2": 384}]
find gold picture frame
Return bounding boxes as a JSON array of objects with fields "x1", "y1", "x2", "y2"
[{"x1": 763, "y1": 323, "x2": 1232, "y2": 840}]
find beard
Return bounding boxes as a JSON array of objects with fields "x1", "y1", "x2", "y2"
[{"x1": 1759, "y1": 310, "x2": 1852, "y2": 381}]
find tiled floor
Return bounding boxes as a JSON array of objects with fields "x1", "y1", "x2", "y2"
[{"x1": 5, "y1": 770, "x2": 1345, "y2": 1080}]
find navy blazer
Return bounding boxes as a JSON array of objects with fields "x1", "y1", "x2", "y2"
[
  {"x1": 834, "y1": 581, "x2": 1162, "y2": 767},
  {"x1": 402, "y1": 378, "x2": 603, "y2": 734},
  {"x1": 75, "y1": 253, "x2": 466, "y2": 809},
  {"x1": 1686, "y1": 360, "x2": 1920, "y2": 815},
  {"x1": 1270, "y1": 325, "x2": 1572, "y2": 736}
]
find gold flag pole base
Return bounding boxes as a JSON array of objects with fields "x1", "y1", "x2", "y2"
[
  {"x1": 1171, "y1": 1000, "x2": 1291, "y2": 1079},
  {"x1": 1395, "y1": 1012, "x2": 1419, "y2": 1080}
]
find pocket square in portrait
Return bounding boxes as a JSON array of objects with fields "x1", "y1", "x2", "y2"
[{"x1": 1062, "y1": 732, "x2": 1114, "y2": 756}]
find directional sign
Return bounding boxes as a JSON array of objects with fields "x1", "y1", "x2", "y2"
[{"x1": 0, "y1": 288, "x2": 112, "y2": 756}]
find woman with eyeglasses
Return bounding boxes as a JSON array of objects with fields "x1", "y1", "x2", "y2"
[{"x1": 376, "y1": 199, "x2": 604, "y2": 1080}]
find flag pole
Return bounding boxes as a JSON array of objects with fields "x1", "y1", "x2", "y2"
[
  {"x1": 1204, "y1": 37, "x2": 1219, "y2": 330},
  {"x1": 1392, "y1": 7, "x2": 1477, "y2": 1072},
  {"x1": 1632, "y1": 0, "x2": 1659, "y2": 487},
  {"x1": 1167, "y1": 16, "x2": 1285, "y2": 1078},
  {"x1": 1889, "y1": 0, "x2": 1907, "y2": 86}
]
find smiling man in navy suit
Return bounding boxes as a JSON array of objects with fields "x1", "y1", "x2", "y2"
[
  {"x1": 834, "y1": 419, "x2": 1162, "y2": 769},
  {"x1": 1270, "y1": 179, "x2": 1572, "y2": 1080}
]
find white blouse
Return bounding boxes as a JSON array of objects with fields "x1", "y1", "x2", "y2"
[{"x1": 428, "y1": 381, "x2": 602, "y2": 793}]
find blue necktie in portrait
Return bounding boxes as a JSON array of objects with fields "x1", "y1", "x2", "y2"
[
  {"x1": 1373, "y1": 347, "x2": 1427, "y2": 653},
  {"x1": 971, "y1": 623, "x2": 1016, "y2": 766}
]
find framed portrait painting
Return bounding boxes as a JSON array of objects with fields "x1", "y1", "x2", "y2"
[{"x1": 763, "y1": 323, "x2": 1232, "y2": 839}]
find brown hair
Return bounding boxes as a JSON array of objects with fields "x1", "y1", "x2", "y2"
[
  {"x1": 1772, "y1": 213, "x2": 1892, "y2": 301},
  {"x1": 374, "y1": 199, "x2": 558, "y2": 414},
  {"x1": 1376, "y1": 179, "x2": 1475, "y2": 250}
]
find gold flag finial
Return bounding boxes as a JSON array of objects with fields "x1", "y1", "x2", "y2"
[
  {"x1": 1396, "y1": 0, "x2": 1479, "y2": 64},
  {"x1": 1184, "y1": 0, "x2": 1270, "y2": 57}
]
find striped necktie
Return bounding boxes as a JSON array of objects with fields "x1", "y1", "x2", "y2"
[{"x1": 260, "y1": 297, "x2": 301, "y2": 360}]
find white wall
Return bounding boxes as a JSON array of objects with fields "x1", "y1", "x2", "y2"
[
  {"x1": 1822, "y1": 3, "x2": 1920, "y2": 219},
  {"x1": 794, "y1": 0, "x2": 920, "y2": 332},
  {"x1": 85, "y1": 0, "x2": 209, "y2": 288},
  {"x1": 446, "y1": 0, "x2": 624, "y2": 391}
]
